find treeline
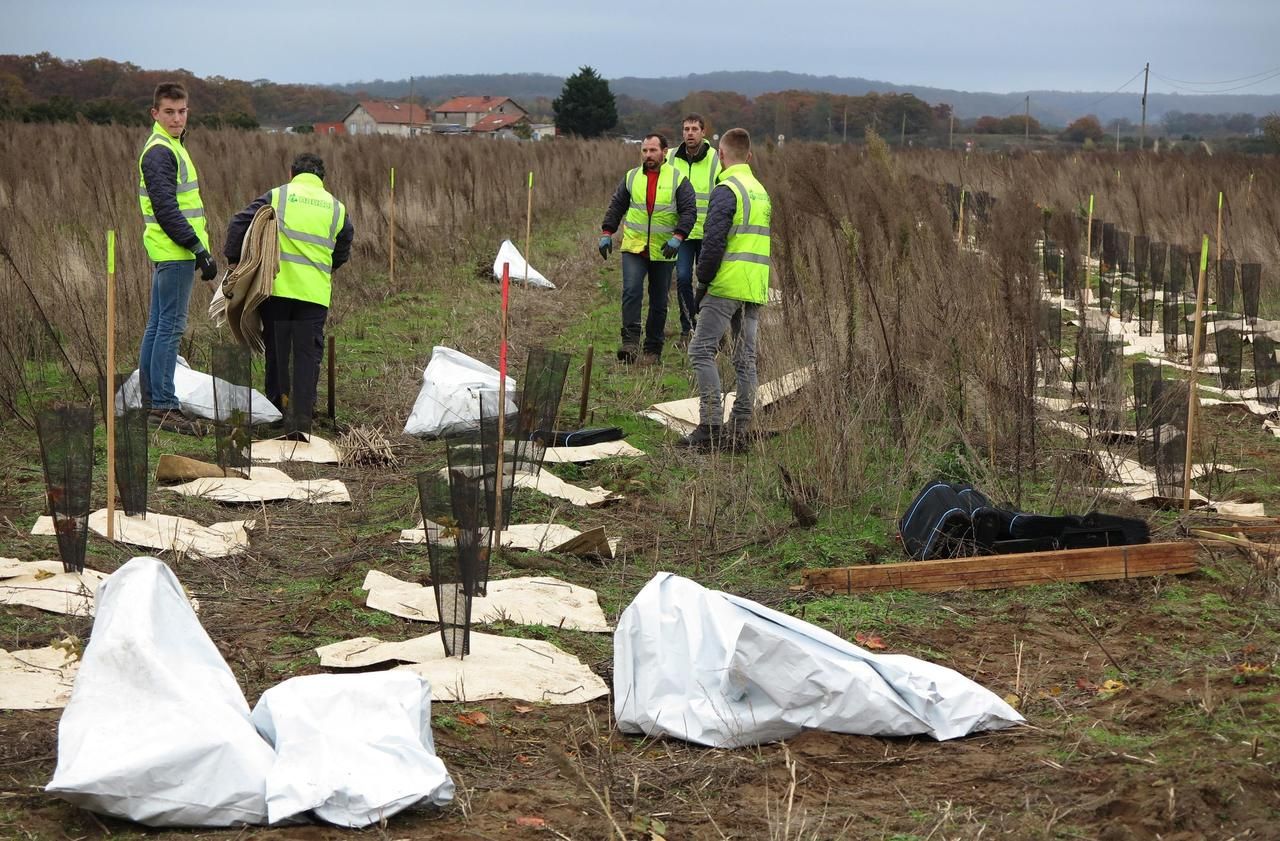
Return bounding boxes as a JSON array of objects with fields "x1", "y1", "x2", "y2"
[
  {"x1": 0, "y1": 53, "x2": 352, "y2": 128},
  {"x1": 616, "y1": 89, "x2": 948, "y2": 143}
]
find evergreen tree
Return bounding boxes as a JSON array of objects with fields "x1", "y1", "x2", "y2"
[{"x1": 553, "y1": 66, "x2": 617, "y2": 138}]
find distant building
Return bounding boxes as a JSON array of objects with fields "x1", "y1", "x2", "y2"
[
  {"x1": 432, "y1": 96, "x2": 527, "y2": 128},
  {"x1": 530, "y1": 123, "x2": 557, "y2": 141},
  {"x1": 313, "y1": 121, "x2": 346, "y2": 136},
  {"x1": 471, "y1": 112, "x2": 530, "y2": 140},
  {"x1": 342, "y1": 100, "x2": 430, "y2": 137}
]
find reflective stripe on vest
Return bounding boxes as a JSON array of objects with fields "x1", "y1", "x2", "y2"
[
  {"x1": 269, "y1": 173, "x2": 346, "y2": 307},
  {"x1": 136, "y1": 122, "x2": 209, "y2": 262},
  {"x1": 620, "y1": 164, "x2": 683, "y2": 261},
  {"x1": 708, "y1": 165, "x2": 771, "y2": 305},
  {"x1": 666, "y1": 143, "x2": 719, "y2": 239}
]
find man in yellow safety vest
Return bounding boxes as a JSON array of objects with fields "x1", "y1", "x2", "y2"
[
  {"x1": 136, "y1": 81, "x2": 218, "y2": 432},
  {"x1": 666, "y1": 113, "x2": 720, "y2": 348},
  {"x1": 679, "y1": 128, "x2": 771, "y2": 452},
  {"x1": 223, "y1": 153, "x2": 354, "y2": 433},
  {"x1": 598, "y1": 133, "x2": 696, "y2": 365}
]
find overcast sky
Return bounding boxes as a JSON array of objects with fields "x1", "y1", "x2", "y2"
[{"x1": 3, "y1": 0, "x2": 1279, "y2": 96}]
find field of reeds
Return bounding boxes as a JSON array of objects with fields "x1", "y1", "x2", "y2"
[{"x1": 1, "y1": 123, "x2": 1278, "y2": 840}]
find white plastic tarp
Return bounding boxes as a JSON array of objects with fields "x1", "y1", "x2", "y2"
[
  {"x1": 614, "y1": 573, "x2": 1024, "y2": 748},
  {"x1": 116, "y1": 356, "x2": 281, "y2": 423},
  {"x1": 494, "y1": 239, "x2": 555, "y2": 289},
  {"x1": 46, "y1": 557, "x2": 275, "y2": 827},
  {"x1": 250, "y1": 673, "x2": 454, "y2": 827},
  {"x1": 404, "y1": 346, "x2": 518, "y2": 437}
]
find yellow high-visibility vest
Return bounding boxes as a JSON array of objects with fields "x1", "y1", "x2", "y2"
[
  {"x1": 268, "y1": 172, "x2": 347, "y2": 307},
  {"x1": 620, "y1": 163, "x2": 686, "y2": 262},
  {"x1": 136, "y1": 122, "x2": 208, "y2": 262},
  {"x1": 708, "y1": 163, "x2": 771, "y2": 304},
  {"x1": 666, "y1": 142, "x2": 720, "y2": 240}
]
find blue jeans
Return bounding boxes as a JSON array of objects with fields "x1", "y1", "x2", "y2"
[
  {"x1": 138, "y1": 260, "x2": 195, "y2": 410},
  {"x1": 673, "y1": 239, "x2": 702, "y2": 333},
  {"x1": 620, "y1": 252, "x2": 674, "y2": 355}
]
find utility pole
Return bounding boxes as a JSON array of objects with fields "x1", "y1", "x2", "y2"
[
  {"x1": 900, "y1": 112, "x2": 907, "y2": 147},
  {"x1": 1139, "y1": 62, "x2": 1149, "y2": 151},
  {"x1": 1024, "y1": 95, "x2": 1030, "y2": 143},
  {"x1": 842, "y1": 102, "x2": 848, "y2": 144},
  {"x1": 949, "y1": 112, "x2": 954, "y2": 149},
  {"x1": 407, "y1": 75, "x2": 415, "y2": 134},
  {"x1": 1116, "y1": 119, "x2": 1121, "y2": 153}
]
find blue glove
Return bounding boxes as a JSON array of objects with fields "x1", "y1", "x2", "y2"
[
  {"x1": 661, "y1": 236, "x2": 682, "y2": 259},
  {"x1": 598, "y1": 235, "x2": 613, "y2": 260}
]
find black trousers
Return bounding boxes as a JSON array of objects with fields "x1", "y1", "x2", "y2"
[{"x1": 259, "y1": 296, "x2": 328, "y2": 424}]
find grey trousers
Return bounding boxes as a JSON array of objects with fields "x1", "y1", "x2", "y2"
[{"x1": 689, "y1": 294, "x2": 760, "y2": 428}]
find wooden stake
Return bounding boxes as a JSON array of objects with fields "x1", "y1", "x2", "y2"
[
  {"x1": 105, "y1": 230, "x2": 116, "y2": 540},
  {"x1": 492, "y1": 262, "x2": 511, "y2": 560},
  {"x1": 327, "y1": 334, "x2": 336, "y2": 421},
  {"x1": 1216, "y1": 190, "x2": 1223, "y2": 265},
  {"x1": 578, "y1": 344, "x2": 594, "y2": 425},
  {"x1": 388, "y1": 167, "x2": 396, "y2": 286},
  {"x1": 1083, "y1": 194, "x2": 1094, "y2": 303},
  {"x1": 524, "y1": 171, "x2": 533, "y2": 287},
  {"x1": 1183, "y1": 235, "x2": 1210, "y2": 511},
  {"x1": 956, "y1": 188, "x2": 965, "y2": 247}
]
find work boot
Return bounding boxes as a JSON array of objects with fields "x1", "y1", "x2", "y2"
[
  {"x1": 638, "y1": 352, "x2": 661, "y2": 367},
  {"x1": 148, "y1": 408, "x2": 204, "y2": 437},
  {"x1": 677, "y1": 331, "x2": 692, "y2": 350},
  {"x1": 725, "y1": 416, "x2": 753, "y2": 453},
  {"x1": 616, "y1": 343, "x2": 639, "y2": 364},
  {"x1": 677, "y1": 423, "x2": 723, "y2": 451}
]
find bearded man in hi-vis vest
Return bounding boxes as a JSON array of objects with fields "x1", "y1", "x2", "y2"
[
  {"x1": 598, "y1": 133, "x2": 696, "y2": 365},
  {"x1": 136, "y1": 81, "x2": 218, "y2": 433},
  {"x1": 223, "y1": 153, "x2": 354, "y2": 433},
  {"x1": 679, "y1": 128, "x2": 771, "y2": 453}
]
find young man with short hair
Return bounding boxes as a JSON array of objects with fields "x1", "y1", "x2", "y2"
[
  {"x1": 136, "y1": 82, "x2": 218, "y2": 432},
  {"x1": 598, "y1": 133, "x2": 696, "y2": 365},
  {"x1": 666, "y1": 113, "x2": 720, "y2": 347},
  {"x1": 680, "y1": 128, "x2": 771, "y2": 451}
]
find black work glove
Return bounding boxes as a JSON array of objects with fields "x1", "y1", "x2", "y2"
[
  {"x1": 598, "y1": 235, "x2": 613, "y2": 260},
  {"x1": 195, "y1": 250, "x2": 218, "y2": 281},
  {"x1": 693, "y1": 285, "x2": 708, "y2": 314},
  {"x1": 660, "y1": 235, "x2": 682, "y2": 259}
]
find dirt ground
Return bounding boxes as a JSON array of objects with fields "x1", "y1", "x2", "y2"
[{"x1": 1, "y1": 231, "x2": 1278, "y2": 840}]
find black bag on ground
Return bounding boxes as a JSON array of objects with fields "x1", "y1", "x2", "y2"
[
  {"x1": 549, "y1": 427, "x2": 625, "y2": 447},
  {"x1": 972, "y1": 507, "x2": 1149, "y2": 554},
  {"x1": 899, "y1": 480, "x2": 992, "y2": 560}
]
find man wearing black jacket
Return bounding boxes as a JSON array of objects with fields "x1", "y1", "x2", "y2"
[{"x1": 136, "y1": 82, "x2": 217, "y2": 432}]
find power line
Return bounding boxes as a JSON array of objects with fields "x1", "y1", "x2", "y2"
[
  {"x1": 1078, "y1": 67, "x2": 1147, "y2": 112},
  {"x1": 1152, "y1": 65, "x2": 1280, "y2": 87},
  {"x1": 1151, "y1": 68, "x2": 1280, "y2": 95}
]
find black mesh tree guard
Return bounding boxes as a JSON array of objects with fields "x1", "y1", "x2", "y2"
[
  {"x1": 1063, "y1": 250, "x2": 1080, "y2": 300},
  {"x1": 1254, "y1": 335, "x2": 1280, "y2": 409},
  {"x1": 1116, "y1": 231, "x2": 1135, "y2": 321},
  {"x1": 1135, "y1": 235, "x2": 1153, "y2": 335},
  {"x1": 1149, "y1": 380, "x2": 1189, "y2": 500},
  {"x1": 35, "y1": 404, "x2": 94, "y2": 573},
  {"x1": 511, "y1": 348, "x2": 570, "y2": 476},
  {"x1": 1218, "y1": 258, "x2": 1237, "y2": 315},
  {"x1": 1164, "y1": 245, "x2": 1187, "y2": 356},
  {"x1": 1042, "y1": 241, "x2": 1061, "y2": 294},
  {"x1": 1099, "y1": 222, "x2": 1117, "y2": 303},
  {"x1": 1090, "y1": 219, "x2": 1104, "y2": 257},
  {"x1": 1213, "y1": 325, "x2": 1244, "y2": 391},
  {"x1": 1241, "y1": 263, "x2": 1261, "y2": 321},
  {"x1": 1037, "y1": 300, "x2": 1063, "y2": 387},
  {"x1": 212, "y1": 343, "x2": 253, "y2": 473},
  {"x1": 1076, "y1": 327, "x2": 1125, "y2": 434},
  {"x1": 1132, "y1": 361, "x2": 1161, "y2": 467},
  {"x1": 97, "y1": 374, "x2": 148, "y2": 517},
  {"x1": 443, "y1": 416, "x2": 503, "y2": 598},
  {"x1": 417, "y1": 470, "x2": 478, "y2": 659}
]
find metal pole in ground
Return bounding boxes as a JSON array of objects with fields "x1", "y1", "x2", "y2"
[
  {"x1": 492, "y1": 262, "x2": 511, "y2": 561},
  {"x1": 578, "y1": 345, "x2": 594, "y2": 425},
  {"x1": 327, "y1": 335, "x2": 336, "y2": 421}
]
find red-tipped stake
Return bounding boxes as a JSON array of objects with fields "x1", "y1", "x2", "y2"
[{"x1": 493, "y1": 261, "x2": 511, "y2": 560}]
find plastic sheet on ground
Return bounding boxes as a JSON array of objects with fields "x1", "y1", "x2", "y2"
[
  {"x1": 161, "y1": 465, "x2": 350, "y2": 504},
  {"x1": 404, "y1": 346, "x2": 519, "y2": 438},
  {"x1": 249, "y1": 433, "x2": 341, "y2": 464},
  {"x1": 493, "y1": 239, "x2": 555, "y2": 289},
  {"x1": 46, "y1": 557, "x2": 275, "y2": 827},
  {"x1": 1214, "y1": 501, "x2": 1267, "y2": 517},
  {"x1": 399, "y1": 520, "x2": 617, "y2": 558},
  {"x1": 362, "y1": 569, "x2": 611, "y2": 632},
  {"x1": 116, "y1": 356, "x2": 281, "y2": 423},
  {"x1": 0, "y1": 559, "x2": 107, "y2": 616},
  {"x1": 32, "y1": 509, "x2": 254, "y2": 558},
  {"x1": 250, "y1": 673, "x2": 454, "y2": 827},
  {"x1": 0, "y1": 645, "x2": 79, "y2": 709},
  {"x1": 542, "y1": 440, "x2": 646, "y2": 463},
  {"x1": 613, "y1": 573, "x2": 1024, "y2": 748},
  {"x1": 316, "y1": 631, "x2": 608, "y2": 704},
  {"x1": 641, "y1": 368, "x2": 812, "y2": 433}
]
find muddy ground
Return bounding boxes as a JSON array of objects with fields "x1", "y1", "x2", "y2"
[{"x1": 1, "y1": 229, "x2": 1277, "y2": 840}]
